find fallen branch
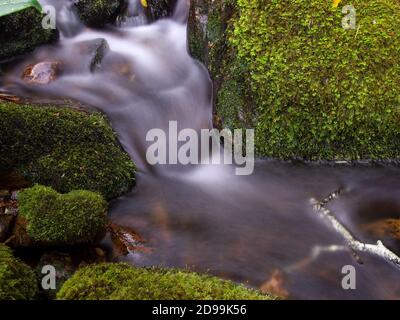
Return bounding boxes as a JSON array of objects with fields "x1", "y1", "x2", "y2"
[{"x1": 310, "y1": 189, "x2": 400, "y2": 270}]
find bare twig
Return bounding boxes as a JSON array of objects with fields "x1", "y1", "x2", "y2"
[{"x1": 310, "y1": 189, "x2": 400, "y2": 270}]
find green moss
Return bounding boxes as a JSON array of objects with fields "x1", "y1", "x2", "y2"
[
  {"x1": 0, "y1": 102, "x2": 135, "y2": 199},
  {"x1": 0, "y1": 244, "x2": 37, "y2": 300},
  {"x1": 75, "y1": 0, "x2": 122, "y2": 27},
  {"x1": 20, "y1": 144, "x2": 135, "y2": 200},
  {"x1": 57, "y1": 263, "x2": 273, "y2": 300},
  {"x1": 0, "y1": 7, "x2": 58, "y2": 60},
  {"x1": 229, "y1": 0, "x2": 400, "y2": 160},
  {"x1": 18, "y1": 185, "x2": 107, "y2": 245}
]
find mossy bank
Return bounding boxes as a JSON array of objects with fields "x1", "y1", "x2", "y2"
[
  {"x1": 57, "y1": 263, "x2": 273, "y2": 300},
  {"x1": 0, "y1": 102, "x2": 135, "y2": 200},
  {"x1": 0, "y1": 244, "x2": 37, "y2": 300},
  {"x1": 190, "y1": 0, "x2": 400, "y2": 161}
]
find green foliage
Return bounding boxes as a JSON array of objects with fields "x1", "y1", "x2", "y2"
[
  {"x1": 0, "y1": 244, "x2": 37, "y2": 300},
  {"x1": 57, "y1": 263, "x2": 273, "y2": 300},
  {"x1": 229, "y1": 0, "x2": 400, "y2": 160},
  {"x1": 0, "y1": 102, "x2": 136, "y2": 199},
  {"x1": 0, "y1": 0, "x2": 42, "y2": 18},
  {"x1": 18, "y1": 185, "x2": 107, "y2": 245},
  {"x1": 75, "y1": 0, "x2": 122, "y2": 27},
  {"x1": 0, "y1": 7, "x2": 57, "y2": 60}
]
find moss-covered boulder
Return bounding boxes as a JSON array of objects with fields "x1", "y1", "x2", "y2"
[
  {"x1": 0, "y1": 244, "x2": 37, "y2": 300},
  {"x1": 228, "y1": 0, "x2": 400, "y2": 160},
  {"x1": 0, "y1": 7, "x2": 58, "y2": 61},
  {"x1": 194, "y1": 0, "x2": 400, "y2": 160},
  {"x1": 18, "y1": 185, "x2": 107, "y2": 245},
  {"x1": 0, "y1": 102, "x2": 135, "y2": 200},
  {"x1": 57, "y1": 263, "x2": 273, "y2": 300},
  {"x1": 74, "y1": 0, "x2": 123, "y2": 27}
]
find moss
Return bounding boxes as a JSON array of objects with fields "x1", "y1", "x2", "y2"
[
  {"x1": 0, "y1": 7, "x2": 58, "y2": 61},
  {"x1": 194, "y1": 0, "x2": 255, "y2": 131},
  {"x1": 75, "y1": 0, "x2": 123, "y2": 27},
  {"x1": 0, "y1": 102, "x2": 136, "y2": 199},
  {"x1": 0, "y1": 244, "x2": 37, "y2": 300},
  {"x1": 18, "y1": 185, "x2": 107, "y2": 245},
  {"x1": 20, "y1": 144, "x2": 135, "y2": 201},
  {"x1": 229, "y1": 0, "x2": 400, "y2": 160},
  {"x1": 57, "y1": 263, "x2": 273, "y2": 300}
]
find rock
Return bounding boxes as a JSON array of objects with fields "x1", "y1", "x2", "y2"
[
  {"x1": 15, "y1": 185, "x2": 107, "y2": 246},
  {"x1": 74, "y1": 38, "x2": 110, "y2": 72},
  {"x1": 101, "y1": 51, "x2": 135, "y2": 79},
  {"x1": 9, "y1": 216, "x2": 33, "y2": 247},
  {"x1": 0, "y1": 194, "x2": 18, "y2": 242},
  {"x1": 22, "y1": 61, "x2": 62, "y2": 85},
  {"x1": 0, "y1": 8, "x2": 58, "y2": 61},
  {"x1": 36, "y1": 251, "x2": 75, "y2": 299},
  {"x1": 363, "y1": 219, "x2": 400, "y2": 240},
  {"x1": 74, "y1": 0, "x2": 124, "y2": 27},
  {"x1": 0, "y1": 214, "x2": 15, "y2": 242},
  {"x1": 148, "y1": 0, "x2": 177, "y2": 20},
  {"x1": 107, "y1": 222, "x2": 150, "y2": 257},
  {"x1": 260, "y1": 269, "x2": 289, "y2": 299}
]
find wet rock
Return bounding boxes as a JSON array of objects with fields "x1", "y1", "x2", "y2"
[
  {"x1": 0, "y1": 214, "x2": 15, "y2": 242},
  {"x1": 101, "y1": 51, "x2": 135, "y2": 79},
  {"x1": 23, "y1": 61, "x2": 62, "y2": 85},
  {"x1": 260, "y1": 270, "x2": 289, "y2": 299},
  {"x1": 148, "y1": 0, "x2": 177, "y2": 20},
  {"x1": 363, "y1": 219, "x2": 400, "y2": 240},
  {"x1": 0, "y1": 8, "x2": 58, "y2": 61},
  {"x1": 0, "y1": 193, "x2": 18, "y2": 242},
  {"x1": 36, "y1": 251, "x2": 75, "y2": 299},
  {"x1": 75, "y1": 38, "x2": 110, "y2": 72},
  {"x1": 75, "y1": 0, "x2": 124, "y2": 27},
  {"x1": 188, "y1": 0, "x2": 209, "y2": 62},
  {"x1": 107, "y1": 222, "x2": 151, "y2": 257},
  {"x1": 9, "y1": 216, "x2": 33, "y2": 247}
]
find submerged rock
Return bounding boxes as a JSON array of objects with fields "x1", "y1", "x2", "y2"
[
  {"x1": 22, "y1": 61, "x2": 62, "y2": 85},
  {"x1": 75, "y1": 38, "x2": 110, "y2": 72}
]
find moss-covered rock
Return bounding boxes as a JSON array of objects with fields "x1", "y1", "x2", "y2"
[
  {"x1": 229, "y1": 0, "x2": 400, "y2": 160},
  {"x1": 193, "y1": 0, "x2": 400, "y2": 160},
  {"x1": 75, "y1": 0, "x2": 123, "y2": 27},
  {"x1": 0, "y1": 244, "x2": 37, "y2": 300},
  {"x1": 0, "y1": 102, "x2": 135, "y2": 200},
  {"x1": 57, "y1": 263, "x2": 273, "y2": 300},
  {"x1": 188, "y1": 0, "x2": 255, "y2": 131},
  {"x1": 0, "y1": 7, "x2": 58, "y2": 61},
  {"x1": 18, "y1": 185, "x2": 107, "y2": 245}
]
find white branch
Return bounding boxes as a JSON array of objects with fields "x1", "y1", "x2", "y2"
[{"x1": 310, "y1": 189, "x2": 400, "y2": 270}]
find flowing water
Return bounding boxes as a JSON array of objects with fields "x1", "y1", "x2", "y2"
[{"x1": 2, "y1": 0, "x2": 400, "y2": 299}]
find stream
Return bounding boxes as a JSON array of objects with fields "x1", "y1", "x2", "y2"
[{"x1": 1, "y1": 0, "x2": 400, "y2": 299}]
